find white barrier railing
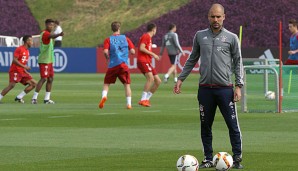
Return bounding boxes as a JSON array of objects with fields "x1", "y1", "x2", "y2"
[
  {"x1": 19, "y1": 35, "x2": 40, "y2": 47},
  {"x1": 0, "y1": 35, "x2": 20, "y2": 47}
]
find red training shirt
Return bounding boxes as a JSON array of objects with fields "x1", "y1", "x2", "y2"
[
  {"x1": 137, "y1": 33, "x2": 152, "y2": 63},
  {"x1": 10, "y1": 45, "x2": 29, "y2": 73},
  {"x1": 41, "y1": 30, "x2": 51, "y2": 45}
]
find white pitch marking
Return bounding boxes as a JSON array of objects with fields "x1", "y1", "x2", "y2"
[
  {"x1": 142, "y1": 110, "x2": 161, "y2": 113},
  {"x1": 180, "y1": 108, "x2": 199, "y2": 111},
  {"x1": 95, "y1": 113, "x2": 118, "y2": 115},
  {"x1": 48, "y1": 115, "x2": 73, "y2": 119},
  {"x1": 0, "y1": 118, "x2": 25, "y2": 121}
]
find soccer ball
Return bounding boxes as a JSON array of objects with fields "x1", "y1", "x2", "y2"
[
  {"x1": 176, "y1": 154, "x2": 199, "y2": 171},
  {"x1": 265, "y1": 91, "x2": 275, "y2": 100},
  {"x1": 212, "y1": 152, "x2": 233, "y2": 171}
]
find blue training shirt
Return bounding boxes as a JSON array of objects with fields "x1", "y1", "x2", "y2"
[
  {"x1": 289, "y1": 33, "x2": 298, "y2": 60},
  {"x1": 108, "y1": 35, "x2": 129, "y2": 68}
]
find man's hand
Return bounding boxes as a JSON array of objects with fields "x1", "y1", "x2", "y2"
[
  {"x1": 130, "y1": 49, "x2": 135, "y2": 55},
  {"x1": 173, "y1": 80, "x2": 183, "y2": 94},
  {"x1": 152, "y1": 53, "x2": 160, "y2": 61},
  {"x1": 24, "y1": 66, "x2": 31, "y2": 70},
  {"x1": 234, "y1": 86, "x2": 242, "y2": 102}
]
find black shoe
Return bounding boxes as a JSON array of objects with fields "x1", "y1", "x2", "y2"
[
  {"x1": 233, "y1": 162, "x2": 244, "y2": 169},
  {"x1": 199, "y1": 160, "x2": 213, "y2": 169},
  {"x1": 233, "y1": 155, "x2": 244, "y2": 169},
  {"x1": 44, "y1": 99, "x2": 55, "y2": 104},
  {"x1": 15, "y1": 97, "x2": 24, "y2": 104}
]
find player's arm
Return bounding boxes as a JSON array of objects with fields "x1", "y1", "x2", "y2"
[
  {"x1": 231, "y1": 35, "x2": 244, "y2": 102},
  {"x1": 289, "y1": 36, "x2": 298, "y2": 54},
  {"x1": 288, "y1": 49, "x2": 298, "y2": 54},
  {"x1": 103, "y1": 38, "x2": 110, "y2": 60},
  {"x1": 159, "y1": 36, "x2": 165, "y2": 56},
  {"x1": 42, "y1": 31, "x2": 63, "y2": 45},
  {"x1": 12, "y1": 56, "x2": 30, "y2": 70},
  {"x1": 103, "y1": 49, "x2": 109, "y2": 60},
  {"x1": 48, "y1": 32, "x2": 64, "y2": 39},
  {"x1": 178, "y1": 32, "x2": 200, "y2": 82},
  {"x1": 139, "y1": 43, "x2": 159, "y2": 60},
  {"x1": 174, "y1": 33, "x2": 200, "y2": 94},
  {"x1": 173, "y1": 33, "x2": 185, "y2": 56},
  {"x1": 126, "y1": 37, "x2": 135, "y2": 55},
  {"x1": 231, "y1": 35, "x2": 244, "y2": 88}
]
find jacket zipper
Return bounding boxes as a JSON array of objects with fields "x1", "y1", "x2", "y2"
[{"x1": 211, "y1": 37, "x2": 215, "y2": 88}]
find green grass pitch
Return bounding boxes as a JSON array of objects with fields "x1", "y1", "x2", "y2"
[{"x1": 0, "y1": 73, "x2": 297, "y2": 170}]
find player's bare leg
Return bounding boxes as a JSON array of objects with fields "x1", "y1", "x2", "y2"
[
  {"x1": 150, "y1": 75, "x2": 161, "y2": 94},
  {"x1": 143, "y1": 74, "x2": 161, "y2": 107},
  {"x1": 43, "y1": 77, "x2": 55, "y2": 104},
  {"x1": 23, "y1": 79, "x2": 37, "y2": 93},
  {"x1": 15, "y1": 79, "x2": 37, "y2": 103},
  {"x1": 173, "y1": 65, "x2": 178, "y2": 83},
  {"x1": 124, "y1": 84, "x2": 132, "y2": 109},
  {"x1": 45, "y1": 77, "x2": 53, "y2": 92},
  {"x1": 34, "y1": 78, "x2": 46, "y2": 93},
  {"x1": 99, "y1": 84, "x2": 109, "y2": 109},
  {"x1": 164, "y1": 64, "x2": 176, "y2": 83},
  {"x1": 31, "y1": 78, "x2": 46, "y2": 104},
  {"x1": 0, "y1": 82, "x2": 16, "y2": 102},
  {"x1": 139, "y1": 72, "x2": 154, "y2": 107}
]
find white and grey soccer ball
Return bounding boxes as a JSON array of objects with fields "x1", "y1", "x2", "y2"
[
  {"x1": 212, "y1": 152, "x2": 233, "y2": 171},
  {"x1": 176, "y1": 154, "x2": 199, "y2": 171},
  {"x1": 265, "y1": 91, "x2": 275, "y2": 100}
]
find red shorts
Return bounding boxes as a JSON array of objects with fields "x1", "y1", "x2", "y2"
[
  {"x1": 9, "y1": 71, "x2": 32, "y2": 85},
  {"x1": 104, "y1": 63, "x2": 131, "y2": 84},
  {"x1": 137, "y1": 62, "x2": 157, "y2": 75},
  {"x1": 284, "y1": 59, "x2": 298, "y2": 65},
  {"x1": 39, "y1": 63, "x2": 54, "y2": 78}
]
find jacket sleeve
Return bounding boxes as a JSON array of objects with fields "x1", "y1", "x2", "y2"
[
  {"x1": 159, "y1": 35, "x2": 165, "y2": 55},
  {"x1": 231, "y1": 35, "x2": 244, "y2": 86},
  {"x1": 173, "y1": 33, "x2": 184, "y2": 53},
  {"x1": 178, "y1": 32, "x2": 200, "y2": 82}
]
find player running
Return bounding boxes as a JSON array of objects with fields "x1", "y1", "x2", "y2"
[
  {"x1": 285, "y1": 19, "x2": 298, "y2": 65},
  {"x1": 99, "y1": 21, "x2": 135, "y2": 109},
  {"x1": 159, "y1": 23, "x2": 185, "y2": 83},
  {"x1": 137, "y1": 23, "x2": 161, "y2": 107},
  {"x1": 31, "y1": 19, "x2": 64, "y2": 104},
  {"x1": 0, "y1": 35, "x2": 37, "y2": 103}
]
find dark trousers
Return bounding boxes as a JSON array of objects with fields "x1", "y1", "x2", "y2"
[
  {"x1": 54, "y1": 41, "x2": 62, "y2": 47},
  {"x1": 197, "y1": 87, "x2": 242, "y2": 161}
]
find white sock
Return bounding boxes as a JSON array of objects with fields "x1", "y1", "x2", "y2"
[
  {"x1": 174, "y1": 77, "x2": 178, "y2": 82},
  {"x1": 44, "y1": 92, "x2": 51, "y2": 101},
  {"x1": 126, "y1": 97, "x2": 131, "y2": 106},
  {"x1": 146, "y1": 92, "x2": 153, "y2": 100},
  {"x1": 102, "y1": 90, "x2": 108, "y2": 98},
  {"x1": 165, "y1": 74, "x2": 169, "y2": 78},
  {"x1": 0, "y1": 94, "x2": 3, "y2": 101},
  {"x1": 141, "y1": 92, "x2": 148, "y2": 101},
  {"x1": 32, "y1": 92, "x2": 39, "y2": 100},
  {"x1": 17, "y1": 91, "x2": 27, "y2": 99}
]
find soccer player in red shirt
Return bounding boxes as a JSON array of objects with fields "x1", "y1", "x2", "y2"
[
  {"x1": 0, "y1": 35, "x2": 37, "y2": 103},
  {"x1": 99, "y1": 21, "x2": 135, "y2": 109},
  {"x1": 137, "y1": 23, "x2": 161, "y2": 107}
]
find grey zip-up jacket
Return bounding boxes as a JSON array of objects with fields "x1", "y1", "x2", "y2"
[
  {"x1": 178, "y1": 27, "x2": 244, "y2": 87},
  {"x1": 160, "y1": 31, "x2": 184, "y2": 56}
]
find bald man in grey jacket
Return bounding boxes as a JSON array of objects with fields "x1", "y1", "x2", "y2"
[
  {"x1": 160, "y1": 24, "x2": 185, "y2": 83},
  {"x1": 174, "y1": 3, "x2": 244, "y2": 169}
]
